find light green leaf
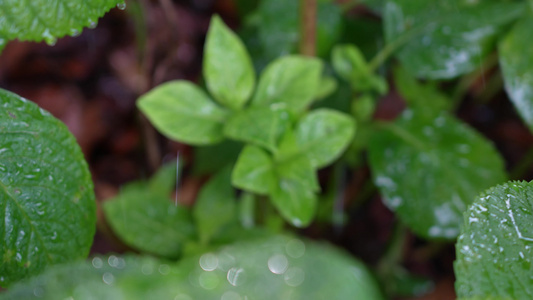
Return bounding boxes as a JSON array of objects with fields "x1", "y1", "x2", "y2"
[
  {"x1": 193, "y1": 167, "x2": 236, "y2": 244},
  {"x1": 1, "y1": 235, "x2": 384, "y2": 300},
  {"x1": 455, "y1": 181, "x2": 533, "y2": 299},
  {"x1": 0, "y1": 0, "x2": 122, "y2": 47},
  {"x1": 103, "y1": 165, "x2": 195, "y2": 259},
  {"x1": 292, "y1": 109, "x2": 356, "y2": 169},
  {"x1": 252, "y1": 55, "x2": 323, "y2": 113},
  {"x1": 137, "y1": 81, "x2": 229, "y2": 145},
  {"x1": 499, "y1": 17, "x2": 533, "y2": 133},
  {"x1": 204, "y1": 15, "x2": 255, "y2": 110},
  {"x1": 368, "y1": 109, "x2": 507, "y2": 239},
  {"x1": 232, "y1": 145, "x2": 276, "y2": 195},
  {"x1": 223, "y1": 106, "x2": 290, "y2": 152},
  {"x1": 384, "y1": 0, "x2": 524, "y2": 79},
  {"x1": 0, "y1": 89, "x2": 95, "y2": 287}
]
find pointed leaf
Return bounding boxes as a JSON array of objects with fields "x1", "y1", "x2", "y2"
[
  {"x1": 499, "y1": 17, "x2": 533, "y2": 133},
  {"x1": 103, "y1": 179, "x2": 194, "y2": 259},
  {"x1": 137, "y1": 81, "x2": 228, "y2": 145},
  {"x1": 455, "y1": 181, "x2": 533, "y2": 299},
  {"x1": 204, "y1": 15, "x2": 255, "y2": 110},
  {"x1": 384, "y1": 0, "x2": 524, "y2": 79},
  {"x1": 232, "y1": 145, "x2": 276, "y2": 195},
  {"x1": 193, "y1": 167, "x2": 236, "y2": 244},
  {"x1": 368, "y1": 109, "x2": 507, "y2": 239},
  {"x1": 0, "y1": 89, "x2": 95, "y2": 287},
  {"x1": 252, "y1": 55, "x2": 323, "y2": 113},
  {"x1": 0, "y1": 0, "x2": 122, "y2": 47},
  {"x1": 223, "y1": 106, "x2": 290, "y2": 152}
]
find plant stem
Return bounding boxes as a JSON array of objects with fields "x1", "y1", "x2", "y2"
[{"x1": 299, "y1": 0, "x2": 317, "y2": 56}]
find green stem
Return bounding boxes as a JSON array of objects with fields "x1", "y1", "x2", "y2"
[{"x1": 299, "y1": 0, "x2": 317, "y2": 56}]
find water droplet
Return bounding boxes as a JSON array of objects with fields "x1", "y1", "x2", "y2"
[
  {"x1": 227, "y1": 267, "x2": 246, "y2": 286},
  {"x1": 33, "y1": 287, "x2": 44, "y2": 297},
  {"x1": 159, "y1": 264, "x2": 170, "y2": 275},
  {"x1": 108, "y1": 255, "x2": 119, "y2": 267},
  {"x1": 284, "y1": 267, "x2": 305, "y2": 287},
  {"x1": 285, "y1": 239, "x2": 305, "y2": 258},
  {"x1": 92, "y1": 257, "x2": 103, "y2": 268},
  {"x1": 117, "y1": 2, "x2": 127, "y2": 10},
  {"x1": 199, "y1": 253, "x2": 218, "y2": 271},
  {"x1": 102, "y1": 272, "x2": 115, "y2": 285},
  {"x1": 88, "y1": 19, "x2": 97, "y2": 29},
  {"x1": 198, "y1": 272, "x2": 219, "y2": 290},
  {"x1": 51, "y1": 231, "x2": 57, "y2": 240},
  {"x1": 268, "y1": 254, "x2": 288, "y2": 274},
  {"x1": 142, "y1": 263, "x2": 154, "y2": 275},
  {"x1": 42, "y1": 29, "x2": 57, "y2": 46}
]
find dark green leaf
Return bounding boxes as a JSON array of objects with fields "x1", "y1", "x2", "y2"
[
  {"x1": 223, "y1": 106, "x2": 290, "y2": 152},
  {"x1": 0, "y1": 0, "x2": 122, "y2": 47},
  {"x1": 384, "y1": 0, "x2": 524, "y2": 79},
  {"x1": 232, "y1": 145, "x2": 276, "y2": 195},
  {"x1": 252, "y1": 55, "x2": 323, "y2": 113},
  {"x1": 103, "y1": 167, "x2": 195, "y2": 259},
  {"x1": 204, "y1": 15, "x2": 255, "y2": 110},
  {"x1": 1, "y1": 235, "x2": 384, "y2": 300},
  {"x1": 455, "y1": 181, "x2": 533, "y2": 299},
  {"x1": 192, "y1": 140, "x2": 242, "y2": 175},
  {"x1": 193, "y1": 167, "x2": 237, "y2": 244},
  {"x1": 0, "y1": 89, "x2": 95, "y2": 287},
  {"x1": 137, "y1": 81, "x2": 229, "y2": 145},
  {"x1": 499, "y1": 17, "x2": 533, "y2": 133},
  {"x1": 282, "y1": 109, "x2": 356, "y2": 169},
  {"x1": 368, "y1": 109, "x2": 507, "y2": 239}
]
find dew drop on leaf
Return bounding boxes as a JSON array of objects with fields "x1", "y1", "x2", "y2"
[{"x1": 116, "y1": 2, "x2": 126, "y2": 10}]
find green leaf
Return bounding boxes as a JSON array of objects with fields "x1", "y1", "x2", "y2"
[
  {"x1": 0, "y1": 0, "x2": 122, "y2": 47},
  {"x1": 148, "y1": 159, "x2": 181, "y2": 194},
  {"x1": 0, "y1": 89, "x2": 95, "y2": 287},
  {"x1": 203, "y1": 15, "x2": 255, "y2": 110},
  {"x1": 384, "y1": 0, "x2": 524, "y2": 79},
  {"x1": 1, "y1": 235, "x2": 385, "y2": 300},
  {"x1": 193, "y1": 167, "x2": 237, "y2": 244},
  {"x1": 103, "y1": 165, "x2": 195, "y2": 259},
  {"x1": 137, "y1": 81, "x2": 229, "y2": 145},
  {"x1": 223, "y1": 106, "x2": 290, "y2": 152},
  {"x1": 368, "y1": 109, "x2": 507, "y2": 239},
  {"x1": 499, "y1": 17, "x2": 533, "y2": 133},
  {"x1": 292, "y1": 109, "x2": 356, "y2": 169},
  {"x1": 192, "y1": 140, "x2": 242, "y2": 175},
  {"x1": 455, "y1": 181, "x2": 533, "y2": 299},
  {"x1": 252, "y1": 55, "x2": 323, "y2": 113},
  {"x1": 232, "y1": 145, "x2": 276, "y2": 195}
]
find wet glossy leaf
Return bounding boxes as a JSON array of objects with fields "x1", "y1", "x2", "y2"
[
  {"x1": 252, "y1": 55, "x2": 323, "y2": 113},
  {"x1": 0, "y1": 255, "x2": 187, "y2": 300},
  {"x1": 223, "y1": 106, "x2": 291, "y2": 152},
  {"x1": 0, "y1": 89, "x2": 95, "y2": 287},
  {"x1": 193, "y1": 167, "x2": 237, "y2": 244},
  {"x1": 455, "y1": 181, "x2": 533, "y2": 299},
  {"x1": 137, "y1": 81, "x2": 229, "y2": 145},
  {"x1": 368, "y1": 109, "x2": 507, "y2": 239},
  {"x1": 0, "y1": 0, "x2": 122, "y2": 47},
  {"x1": 232, "y1": 145, "x2": 276, "y2": 195},
  {"x1": 292, "y1": 109, "x2": 356, "y2": 169},
  {"x1": 204, "y1": 15, "x2": 255, "y2": 110},
  {"x1": 384, "y1": 0, "x2": 524, "y2": 79},
  {"x1": 499, "y1": 17, "x2": 533, "y2": 133},
  {"x1": 103, "y1": 164, "x2": 195, "y2": 259},
  {"x1": 1, "y1": 235, "x2": 384, "y2": 300}
]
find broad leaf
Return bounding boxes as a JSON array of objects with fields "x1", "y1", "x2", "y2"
[
  {"x1": 223, "y1": 106, "x2": 290, "y2": 152},
  {"x1": 499, "y1": 17, "x2": 533, "y2": 133},
  {"x1": 203, "y1": 15, "x2": 255, "y2": 110},
  {"x1": 252, "y1": 55, "x2": 323, "y2": 113},
  {"x1": 232, "y1": 145, "x2": 276, "y2": 195},
  {"x1": 103, "y1": 165, "x2": 195, "y2": 259},
  {"x1": 192, "y1": 140, "x2": 242, "y2": 175},
  {"x1": 384, "y1": 0, "x2": 524, "y2": 79},
  {"x1": 293, "y1": 109, "x2": 356, "y2": 169},
  {"x1": 455, "y1": 181, "x2": 533, "y2": 299},
  {"x1": 1, "y1": 235, "x2": 384, "y2": 300},
  {"x1": 137, "y1": 81, "x2": 229, "y2": 145},
  {"x1": 368, "y1": 109, "x2": 507, "y2": 239},
  {"x1": 0, "y1": 0, "x2": 122, "y2": 47},
  {"x1": 0, "y1": 89, "x2": 95, "y2": 287},
  {"x1": 193, "y1": 167, "x2": 237, "y2": 244}
]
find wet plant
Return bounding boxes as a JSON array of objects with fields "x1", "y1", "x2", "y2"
[{"x1": 1, "y1": 0, "x2": 533, "y2": 299}]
